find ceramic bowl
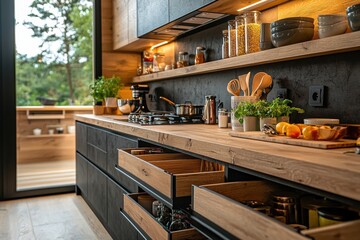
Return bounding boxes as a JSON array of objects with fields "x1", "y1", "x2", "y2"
[
  {"x1": 271, "y1": 27, "x2": 314, "y2": 47},
  {"x1": 270, "y1": 17, "x2": 314, "y2": 28},
  {"x1": 318, "y1": 20, "x2": 348, "y2": 38},
  {"x1": 318, "y1": 14, "x2": 346, "y2": 26},
  {"x1": 347, "y1": 8, "x2": 360, "y2": 31},
  {"x1": 271, "y1": 21, "x2": 314, "y2": 33},
  {"x1": 346, "y1": 3, "x2": 360, "y2": 14}
]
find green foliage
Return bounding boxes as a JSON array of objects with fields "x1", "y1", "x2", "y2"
[
  {"x1": 89, "y1": 77, "x2": 105, "y2": 104},
  {"x1": 102, "y1": 76, "x2": 123, "y2": 98},
  {"x1": 269, "y1": 98, "x2": 304, "y2": 118},
  {"x1": 234, "y1": 101, "x2": 258, "y2": 124}
]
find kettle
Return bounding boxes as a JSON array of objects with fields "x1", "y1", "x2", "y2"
[{"x1": 203, "y1": 95, "x2": 216, "y2": 124}]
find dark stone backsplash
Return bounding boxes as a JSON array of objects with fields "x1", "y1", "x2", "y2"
[{"x1": 146, "y1": 23, "x2": 360, "y2": 124}]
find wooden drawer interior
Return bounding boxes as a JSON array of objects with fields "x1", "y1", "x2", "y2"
[
  {"x1": 123, "y1": 192, "x2": 206, "y2": 240},
  {"x1": 118, "y1": 148, "x2": 225, "y2": 199},
  {"x1": 193, "y1": 181, "x2": 360, "y2": 240}
]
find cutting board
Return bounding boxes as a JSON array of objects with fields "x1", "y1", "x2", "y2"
[{"x1": 229, "y1": 131, "x2": 357, "y2": 149}]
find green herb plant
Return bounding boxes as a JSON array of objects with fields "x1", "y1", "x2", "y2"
[
  {"x1": 103, "y1": 75, "x2": 123, "y2": 98},
  {"x1": 89, "y1": 77, "x2": 105, "y2": 105},
  {"x1": 269, "y1": 98, "x2": 304, "y2": 118},
  {"x1": 234, "y1": 101, "x2": 259, "y2": 124}
]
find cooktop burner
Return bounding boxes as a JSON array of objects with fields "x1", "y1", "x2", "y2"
[{"x1": 128, "y1": 111, "x2": 204, "y2": 125}]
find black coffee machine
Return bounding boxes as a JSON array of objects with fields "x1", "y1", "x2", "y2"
[{"x1": 130, "y1": 84, "x2": 150, "y2": 113}]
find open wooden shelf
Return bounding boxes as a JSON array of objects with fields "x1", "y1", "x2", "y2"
[
  {"x1": 24, "y1": 134, "x2": 74, "y2": 139},
  {"x1": 133, "y1": 31, "x2": 360, "y2": 83}
]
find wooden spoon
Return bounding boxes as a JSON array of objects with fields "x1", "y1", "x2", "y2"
[
  {"x1": 251, "y1": 72, "x2": 267, "y2": 96},
  {"x1": 227, "y1": 79, "x2": 241, "y2": 96},
  {"x1": 251, "y1": 74, "x2": 273, "y2": 97},
  {"x1": 238, "y1": 74, "x2": 248, "y2": 96},
  {"x1": 245, "y1": 72, "x2": 251, "y2": 96}
]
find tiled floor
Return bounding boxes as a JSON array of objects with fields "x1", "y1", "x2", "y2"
[{"x1": 0, "y1": 193, "x2": 112, "y2": 240}]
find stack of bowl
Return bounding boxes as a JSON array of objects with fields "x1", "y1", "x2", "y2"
[
  {"x1": 347, "y1": 3, "x2": 360, "y2": 31},
  {"x1": 270, "y1": 17, "x2": 314, "y2": 47},
  {"x1": 318, "y1": 14, "x2": 347, "y2": 38}
]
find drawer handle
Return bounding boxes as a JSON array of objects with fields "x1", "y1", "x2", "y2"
[{"x1": 141, "y1": 169, "x2": 149, "y2": 176}]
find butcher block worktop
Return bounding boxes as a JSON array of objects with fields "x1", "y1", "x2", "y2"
[{"x1": 75, "y1": 114, "x2": 360, "y2": 202}]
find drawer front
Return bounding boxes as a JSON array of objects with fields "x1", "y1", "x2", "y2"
[
  {"x1": 123, "y1": 193, "x2": 205, "y2": 240},
  {"x1": 192, "y1": 181, "x2": 308, "y2": 240},
  {"x1": 87, "y1": 126, "x2": 107, "y2": 151},
  {"x1": 118, "y1": 148, "x2": 224, "y2": 199},
  {"x1": 193, "y1": 182, "x2": 360, "y2": 240}
]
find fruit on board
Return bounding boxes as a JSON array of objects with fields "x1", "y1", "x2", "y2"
[
  {"x1": 276, "y1": 122, "x2": 290, "y2": 135},
  {"x1": 295, "y1": 124, "x2": 307, "y2": 132},
  {"x1": 333, "y1": 126, "x2": 347, "y2": 140},
  {"x1": 302, "y1": 126, "x2": 319, "y2": 140},
  {"x1": 286, "y1": 124, "x2": 301, "y2": 138},
  {"x1": 318, "y1": 128, "x2": 337, "y2": 140}
]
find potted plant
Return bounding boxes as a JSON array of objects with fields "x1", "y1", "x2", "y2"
[
  {"x1": 89, "y1": 77, "x2": 105, "y2": 115},
  {"x1": 270, "y1": 98, "x2": 304, "y2": 123},
  {"x1": 102, "y1": 75, "x2": 123, "y2": 108},
  {"x1": 254, "y1": 100, "x2": 277, "y2": 129},
  {"x1": 234, "y1": 101, "x2": 259, "y2": 131}
]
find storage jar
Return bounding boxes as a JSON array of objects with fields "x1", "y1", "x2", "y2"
[
  {"x1": 235, "y1": 15, "x2": 245, "y2": 56},
  {"x1": 228, "y1": 20, "x2": 236, "y2": 57},
  {"x1": 222, "y1": 30, "x2": 229, "y2": 59},
  {"x1": 243, "y1": 11, "x2": 261, "y2": 54}
]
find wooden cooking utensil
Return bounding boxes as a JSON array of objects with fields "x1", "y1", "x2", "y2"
[
  {"x1": 227, "y1": 79, "x2": 241, "y2": 96},
  {"x1": 251, "y1": 73, "x2": 273, "y2": 97},
  {"x1": 245, "y1": 72, "x2": 251, "y2": 96},
  {"x1": 251, "y1": 72, "x2": 266, "y2": 96},
  {"x1": 239, "y1": 74, "x2": 248, "y2": 96}
]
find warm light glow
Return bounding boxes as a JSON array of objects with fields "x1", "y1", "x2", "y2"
[
  {"x1": 237, "y1": 0, "x2": 273, "y2": 12},
  {"x1": 150, "y1": 41, "x2": 169, "y2": 50}
]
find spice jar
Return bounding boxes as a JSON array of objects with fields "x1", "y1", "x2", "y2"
[
  {"x1": 235, "y1": 15, "x2": 245, "y2": 56},
  {"x1": 153, "y1": 53, "x2": 165, "y2": 72},
  {"x1": 195, "y1": 47, "x2": 206, "y2": 64},
  {"x1": 228, "y1": 20, "x2": 236, "y2": 57},
  {"x1": 218, "y1": 108, "x2": 228, "y2": 128},
  {"x1": 243, "y1": 11, "x2": 261, "y2": 54},
  {"x1": 142, "y1": 51, "x2": 153, "y2": 74},
  {"x1": 176, "y1": 51, "x2": 189, "y2": 68},
  {"x1": 222, "y1": 30, "x2": 229, "y2": 59}
]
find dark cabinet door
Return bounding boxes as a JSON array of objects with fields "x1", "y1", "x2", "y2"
[
  {"x1": 87, "y1": 126, "x2": 107, "y2": 171},
  {"x1": 87, "y1": 161, "x2": 108, "y2": 223},
  {"x1": 169, "y1": 0, "x2": 216, "y2": 21},
  {"x1": 137, "y1": 0, "x2": 169, "y2": 37},
  {"x1": 107, "y1": 132, "x2": 138, "y2": 193},
  {"x1": 76, "y1": 122, "x2": 88, "y2": 157},
  {"x1": 76, "y1": 153, "x2": 88, "y2": 196},
  {"x1": 107, "y1": 178, "x2": 139, "y2": 240}
]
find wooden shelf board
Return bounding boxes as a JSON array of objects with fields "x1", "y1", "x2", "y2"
[
  {"x1": 23, "y1": 134, "x2": 74, "y2": 139},
  {"x1": 133, "y1": 31, "x2": 360, "y2": 83}
]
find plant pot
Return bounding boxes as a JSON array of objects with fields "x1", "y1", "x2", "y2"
[
  {"x1": 231, "y1": 96, "x2": 259, "y2": 131},
  {"x1": 243, "y1": 116, "x2": 259, "y2": 131},
  {"x1": 93, "y1": 105, "x2": 105, "y2": 115},
  {"x1": 259, "y1": 117, "x2": 277, "y2": 130},
  {"x1": 277, "y1": 116, "x2": 290, "y2": 123},
  {"x1": 105, "y1": 97, "x2": 118, "y2": 107}
]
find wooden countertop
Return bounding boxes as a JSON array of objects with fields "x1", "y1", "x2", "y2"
[
  {"x1": 17, "y1": 106, "x2": 93, "y2": 111},
  {"x1": 75, "y1": 114, "x2": 360, "y2": 202}
]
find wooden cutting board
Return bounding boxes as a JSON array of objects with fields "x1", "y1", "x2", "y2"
[{"x1": 229, "y1": 131, "x2": 357, "y2": 149}]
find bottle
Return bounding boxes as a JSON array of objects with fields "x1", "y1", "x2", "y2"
[
  {"x1": 222, "y1": 30, "x2": 229, "y2": 59},
  {"x1": 195, "y1": 47, "x2": 205, "y2": 64},
  {"x1": 203, "y1": 95, "x2": 216, "y2": 124},
  {"x1": 177, "y1": 51, "x2": 189, "y2": 68},
  {"x1": 235, "y1": 15, "x2": 245, "y2": 56},
  {"x1": 218, "y1": 108, "x2": 228, "y2": 128},
  {"x1": 228, "y1": 20, "x2": 236, "y2": 57},
  {"x1": 243, "y1": 11, "x2": 261, "y2": 54}
]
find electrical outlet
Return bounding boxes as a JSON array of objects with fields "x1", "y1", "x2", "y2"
[
  {"x1": 309, "y1": 85, "x2": 325, "y2": 107},
  {"x1": 276, "y1": 88, "x2": 288, "y2": 99}
]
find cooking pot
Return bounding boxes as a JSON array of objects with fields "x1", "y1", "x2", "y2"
[{"x1": 159, "y1": 96, "x2": 203, "y2": 116}]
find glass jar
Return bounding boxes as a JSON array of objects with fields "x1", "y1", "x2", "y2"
[
  {"x1": 235, "y1": 15, "x2": 245, "y2": 56},
  {"x1": 222, "y1": 30, "x2": 229, "y2": 59},
  {"x1": 142, "y1": 51, "x2": 153, "y2": 74},
  {"x1": 195, "y1": 47, "x2": 206, "y2": 64},
  {"x1": 177, "y1": 51, "x2": 189, "y2": 68},
  {"x1": 228, "y1": 20, "x2": 236, "y2": 57},
  {"x1": 243, "y1": 11, "x2": 261, "y2": 54},
  {"x1": 152, "y1": 53, "x2": 165, "y2": 72},
  {"x1": 218, "y1": 108, "x2": 229, "y2": 128}
]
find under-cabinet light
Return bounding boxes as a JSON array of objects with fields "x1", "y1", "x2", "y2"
[
  {"x1": 150, "y1": 41, "x2": 169, "y2": 50},
  {"x1": 237, "y1": 0, "x2": 274, "y2": 12}
]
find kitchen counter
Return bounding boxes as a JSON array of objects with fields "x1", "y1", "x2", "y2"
[{"x1": 75, "y1": 114, "x2": 360, "y2": 202}]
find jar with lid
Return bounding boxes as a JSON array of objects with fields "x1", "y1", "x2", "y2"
[
  {"x1": 228, "y1": 20, "x2": 236, "y2": 57},
  {"x1": 176, "y1": 51, "x2": 189, "y2": 68},
  {"x1": 218, "y1": 108, "x2": 229, "y2": 128},
  {"x1": 142, "y1": 51, "x2": 153, "y2": 74},
  {"x1": 152, "y1": 52, "x2": 165, "y2": 72},
  {"x1": 222, "y1": 30, "x2": 229, "y2": 59},
  {"x1": 243, "y1": 11, "x2": 261, "y2": 54},
  {"x1": 235, "y1": 15, "x2": 245, "y2": 56},
  {"x1": 195, "y1": 47, "x2": 206, "y2": 64}
]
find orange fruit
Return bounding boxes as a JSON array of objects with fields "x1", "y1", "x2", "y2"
[
  {"x1": 286, "y1": 124, "x2": 301, "y2": 138},
  {"x1": 276, "y1": 122, "x2": 290, "y2": 135},
  {"x1": 302, "y1": 126, "x2": 319, "y2": 140}
]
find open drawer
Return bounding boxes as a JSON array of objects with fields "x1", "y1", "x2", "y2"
[
  {"x1": 118, "y1": 148, "x2": 224, "y2": 202},
  {"x1": 123, "y1": 192, "x2": 206, "y2": 240},
  {"x1": 192, "y1": 181, "x2": 360, "y2": 240}
]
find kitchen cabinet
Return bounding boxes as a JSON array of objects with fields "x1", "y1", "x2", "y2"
[
  {"x1": 137, "y1": 0, "x2": 169, "y2": 37},
  {"x1": 169, "y1": 0, "x2": 215, "y2": 21},
  {"x1": 112, "y1": 0, "x2": 164, "y2": 51},
  {"x1": 75, "y1": 153, "x2": 88, "y2": 196},
  {"x1": 87, "y1": 125, "x2": 107, "y2": 171},
  {"x1": 76, "y1": 122, "x2": 88, "y2": 158}
]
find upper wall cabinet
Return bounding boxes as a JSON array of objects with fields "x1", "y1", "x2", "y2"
[
  {"x1": 169, "y1": 0, "x2": 216, "y2": 22},
  {"x1": 137, "y1": 0, "x2": 170, "y2": 38},
  {"x1": 113, "y1": 0, "x2": 164, "y2": 52}
]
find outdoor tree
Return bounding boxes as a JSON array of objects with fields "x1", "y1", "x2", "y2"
[{"x1": 22, "y1": 0, "x2": 93, "y2": 105}]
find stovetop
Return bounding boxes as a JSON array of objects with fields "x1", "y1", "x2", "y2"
[{"x1": 128, "y1": 111, "x2": 204, "y2": 125}]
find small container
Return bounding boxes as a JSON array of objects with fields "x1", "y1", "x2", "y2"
[
  {"x1": 218, "y1": 108, "x2": 228, "y2": 128},
  {"x1": 203, "y1": 95, "x2": 217, "y2": 124},
  {"x1": 177, "y1": 52, "x2": 189, "y2": 68},
  {"x1": 48, "y1": 129, "x2": 54, "y2": 135},
  {"x1": 33, "y1": 128, "x2": 41, "y2": 135},
  {"x1": 228, "y1": 20, "x2": 237, "y2": 57},
  {"x1": 243, "y1": 11, "x2": 261, "y2": 54},
  {"x1": 56, "y1": 127, "x2": 64, "y2": 134},
  {"x1": 142, "y1": 51, "x2": 153, "y2": 74},
  {"x1": 195, "y1": 47, "x2": 206, "y2": 64},
  {"x1": 152, "y1": 53, "x2": 165, "y2": 72},
  {"x1": 221, "y1": 30, "x2": 229, "y2": 59},
  {"x1": 235, "y1": 15, "x2": 245, "y2": 56},
  {"x1": 318, "y1": 207, "x2": 359, "y2": 227}
]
